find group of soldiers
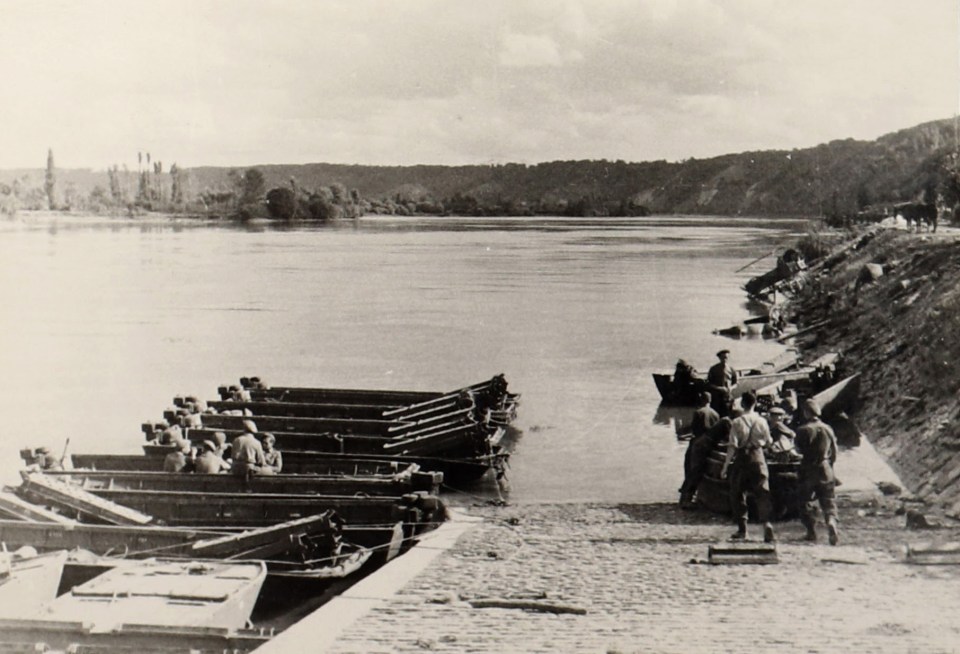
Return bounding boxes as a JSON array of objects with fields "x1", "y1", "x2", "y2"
[
  {"x1": 679, "y1": 350, "x2": 841, "y2": 546},
  {"x1": 163, "y1": 420, "x2": 283, "y2": 478}
]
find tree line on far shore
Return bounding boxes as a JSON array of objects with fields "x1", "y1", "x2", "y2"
[
  {"x1": 3, "y1": 117, "x2": 960, "y2": 222},
  {"x1": 0, "y1": 151, "x2": 363, "y2": 223}
]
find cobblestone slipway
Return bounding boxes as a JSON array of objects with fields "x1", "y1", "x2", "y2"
[{"x1": 263, "y1": 484, "x2": 960, "y2": 654}]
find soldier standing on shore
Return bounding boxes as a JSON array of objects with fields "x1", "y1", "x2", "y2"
[
  {"x1": 795, "y1": 398, "x2": 840, "y2": 545},
  {"x1": 721, "y1": 391, "x2": 775, "y2": 543}
]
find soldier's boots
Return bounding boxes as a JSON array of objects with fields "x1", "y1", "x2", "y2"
[
  {"x1": 801, "y1": 515, "x2": 818, "y2": 541},
  {"x1": 827, "y1": 518, "x2": 840, "y2": 546},
  {"x1": 763, "y1": 522, "x2": 776, "y2": 543},
  {"x1": 730, "y1": 519, "x2": 748, "y2": 540}
]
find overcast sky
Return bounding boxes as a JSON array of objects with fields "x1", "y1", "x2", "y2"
[{"x1": 1, "y1": 0, "x2": 957, "y2": 169}]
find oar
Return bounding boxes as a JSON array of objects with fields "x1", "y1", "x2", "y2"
[
  {"x1": 59, "y1": 437, "x2": 71, "y2": 468},
  {"x1": 735, "y1": 250, "x2": 775, "y2": 273}
]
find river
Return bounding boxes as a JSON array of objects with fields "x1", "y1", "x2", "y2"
[{"x1": 0, "y1": 212, "x2": 811, "y2": 503}]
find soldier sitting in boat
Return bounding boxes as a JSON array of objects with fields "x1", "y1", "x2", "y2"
[
  {"x1": 29, "y1": 446, "x2": 63, "y2": 471},
  {"x1": 194, "y1": 439, "x2": 230, "y2": 474},
  {"x1": 158, "y1": 421, "x2": 184, "y2": 445},
  {"x1": 262, "y1": 433, "x2": 283, "y2": 474},
  {"x1": 212, "y1": 431, "x2": 230, "y2": 459},
  {"x1": 229, "y1": 384, "x2": 252, "y2": 402},
  {"x1": 163, "y1": 437, "x2": 194, "y2": 473},
  {"x1": 230, "y1": 426, "x2": 269, "y2": 479},
  {"x1": 672, "y1": 359, "x2": 698, "y2": 400}
]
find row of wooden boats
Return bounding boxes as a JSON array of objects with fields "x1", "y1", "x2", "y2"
[
  {"x1": 0, "y1": 374, "x2": 520, "y2": 652},
  {"x1": 147, "y1": 374, "x2": 519, "y2": 482}
]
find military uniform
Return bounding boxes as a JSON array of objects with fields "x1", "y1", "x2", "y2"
[
  {"x1": 678, "y1": 405, "x2": 721, "y2": 507},
  {"x1": 725, "y1": 410, "x2": 774, "y2": 541},
  {"x1": 795, "y1": 415, "x2": 840, "y2": 544}
]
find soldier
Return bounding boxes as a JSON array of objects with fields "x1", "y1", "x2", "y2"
[
  {"x1": 230, "y1": 429, "x2": 267, "y2": 479},
  {"x1": 707, "y1": 349, "x2": 738, "y2": 416},
  {"x1": 194, "y1": 440, "x2": 230, "y2": 473},
  {"x1": 163, "y1": 438, "x2": 194, "y2": 473},
  {"x1": 678, "y1": 392, "x2": 720, "y2": 508},
  {"x1": 794, "y1": 399, "x2": 840, "y2": 545},
  {"x1": 721, "y1": 392, "x2": 775, "y2": 543},
  {"x1": 262, "y1": 433, "x2": 283, "y2": 475},
  {"x1": 34, "y1": 446, "x2": 63, "y2": 471}
]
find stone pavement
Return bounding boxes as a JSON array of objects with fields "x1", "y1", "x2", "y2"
[{"x1": 266, "y1": 490, "x2": 960, "y2": 654}]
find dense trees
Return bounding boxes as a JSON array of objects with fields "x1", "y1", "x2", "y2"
[{"x1": 264, "y1": 180, "x2": 362, "y2": 222}]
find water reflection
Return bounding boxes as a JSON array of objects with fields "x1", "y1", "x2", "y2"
[{"x1": 652, "y1": 404, "x2": 696, "y2": 439}]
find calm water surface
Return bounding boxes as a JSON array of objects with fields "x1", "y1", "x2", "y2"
[{"x1": 0, "y1": 213, "x2": 809, "y2": 503}]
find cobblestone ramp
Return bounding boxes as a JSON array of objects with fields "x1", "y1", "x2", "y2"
[{"x1": 290, "y1": 497, "x2": 960, "y2": 654}]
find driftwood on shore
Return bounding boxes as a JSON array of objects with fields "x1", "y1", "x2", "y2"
[{"x1": 466, "y1": 598, "x2": 588, "y2": 615}]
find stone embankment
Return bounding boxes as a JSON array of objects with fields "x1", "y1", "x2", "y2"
[{"x1": 787, "y1": 224, "x2": 960, "y2": 515}]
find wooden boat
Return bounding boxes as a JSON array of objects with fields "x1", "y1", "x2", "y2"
[
  {"x1": 690, "y1": 373, "x2": 861, "y2": 517},
  {"x1": 73, "y1": 452, "x2": 424, "y2": 476},
  {"x1": 695, "y1": 446, "x2": 800, "y2": 520},
  {"x1": 195, "y1": 406, "x2": 481, "y2": 438},
  {"x1": 31, "y1": 482, "x2": 444, "y2": 531},
  {"x1": 98, "y1": 488, "x2": 438, "y2": 529},
  {"x1": 0, "y1": 549, "x2": 68, "y2": 616},
  {"x1": 39, "y1": 468, "x2": 443, "y2": 497},
  {"x1": 205, "y1": 399, "x2": 399, "y2": 420},
  {"x1": 74, "y1": 448, "x2": 505, "y2": 483},
  {"x1": 15, "y1": 558, "x2": 265, "y2": 631},
  {"x1": 225, "y1": 374, "x2": 517, "y2": 410},
  {"x1": 0, "y1": 517, "x2": 401, "y2": 573},
  {"x1": 743, "y1": 249, "x2": 807, "y2": 299},
  {"x1": 176, "y1": 422, "x2": 504, "y2": 462},
  {"x1": 653, "y1": 351, "x2": 837, "y2": 405},
  {"x1": 0, "y1": 620, "x2": 271, "y2": 653}
]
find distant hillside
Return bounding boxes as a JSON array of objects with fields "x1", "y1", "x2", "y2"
[{"x1": 3, "y1": 118, "x2": 958, "y2": 217}]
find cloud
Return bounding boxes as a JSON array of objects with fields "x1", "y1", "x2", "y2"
[
  {"x1": 499, "y1": 33, "x2": 565, "y2": 68},
  {"x1": 0, "y1": 0, "x2": 955, "y2": 168}
]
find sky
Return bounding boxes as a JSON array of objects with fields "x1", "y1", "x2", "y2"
[{"x1": 0, "y1": 0, "x2": 957, "y2": 170}]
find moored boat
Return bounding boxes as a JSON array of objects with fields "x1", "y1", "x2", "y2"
[
  {"x1": 39, "y1": 468, "x2": 443, "y2": 497},
  {"x1": 63, "y1": 557, "x2": 266, "y2": 628},
  {"x1": 0, "y1": 549, "x2": 68, "y2": 617},
  {"x1": 223, "y1": 375, "x2": 519, "y2": 423},
  {"x1": 73, "y1": 449, "x2": 506, "y2": 484},
  {"x1": 653, "y1": 351, "x2": 838, "y2": 406}
]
